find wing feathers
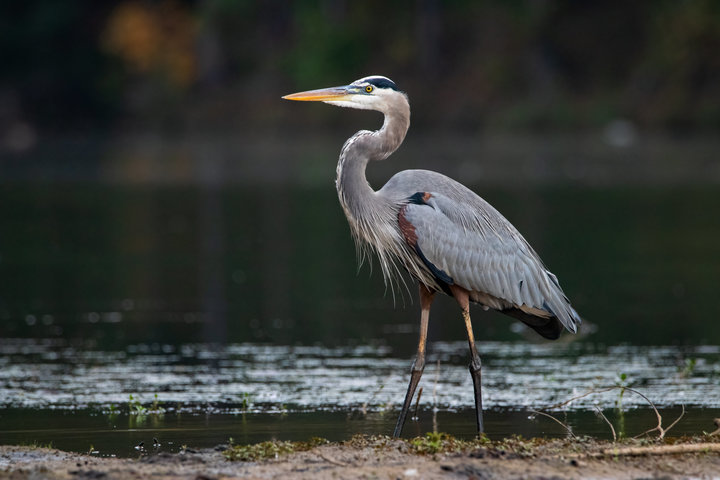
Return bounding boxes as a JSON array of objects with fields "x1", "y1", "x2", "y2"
[{"x1": 401, "y1": 191, "x2": 581, "y2": 334}]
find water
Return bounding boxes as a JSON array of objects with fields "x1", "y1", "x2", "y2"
[
  {"x1": 0, "y1": 339, "x2": 718, "y2": 456},
  {"x1": 1, "y1": 168, "x2": 720, "y2": 456},
  {"x1": 2, "y1": 184, "x2": 719, "y2": 347}
]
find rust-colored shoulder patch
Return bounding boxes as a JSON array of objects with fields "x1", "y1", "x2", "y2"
[{"x1": 398, "y1": 205, "x2": 418, "y2": 246}]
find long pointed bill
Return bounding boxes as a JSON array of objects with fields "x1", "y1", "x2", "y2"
[{"x1": 282, "y1": 86, "x2": 353, "y2": 102}]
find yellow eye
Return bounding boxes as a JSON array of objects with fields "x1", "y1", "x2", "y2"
[{"x1": 365, "y1": 85, "x2": 373, "y2": 93}]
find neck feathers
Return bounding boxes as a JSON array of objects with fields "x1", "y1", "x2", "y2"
[
  {"x1": 334, "y1": 92, "x2": 411, "y2": 290},
  {"x1": 335, "y1": 92, "x2": 410, "y2": 199}
]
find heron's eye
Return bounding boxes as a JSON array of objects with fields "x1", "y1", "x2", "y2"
[{"x1": 365, "y1": 85, "x2": 373, "y2": 93}]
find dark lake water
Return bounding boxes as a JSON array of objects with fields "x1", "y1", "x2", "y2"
[{"x1": 1, "y1": 173, "x2": 719, "y2": 456}]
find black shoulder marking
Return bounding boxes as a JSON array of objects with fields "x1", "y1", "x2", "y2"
[
  {"x1": 414, "y1": 243, "x2": 453, "y2": 286},
  {"x1": 366, "y1": 77, "x2": 398, "y2": 91},
  {"x1": 407, "y1": 191, "x2": 433, "y2": 205},
  {"x1": 407, "y1": 192, "x2": 427, "y2": 205}
]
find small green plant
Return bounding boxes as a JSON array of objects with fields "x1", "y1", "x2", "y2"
[
  {"x1": 151, "y1": 393, "x2": 165, "y2": 413},
  {"x1": 615, "y1": 373, "x2": 630, "y2": 409},
  {"x1": 615, "y1": 373, "x2": 629, "y2": 438},
  {"x1": 24, "y1": 440, "x2": 53, "y2": 449},
  {"x1": 128, "y1": 394, "x2": 147, "y2": 415},
  {"x1": 240, "y1": 392, "x2": 252, "y2": 412},
  {"x1": 410, "y1": 431, "x2": 447, "y2": 454},
  {"x1": 105, "y1": 403, "x2": 119, "y2": 421},
  {"x1": 680, "y1": 358, "x2": 697, "y2": 378}
]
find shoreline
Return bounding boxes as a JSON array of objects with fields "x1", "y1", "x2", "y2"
[{"x1": 2, "y1": 435, "x2": 719, "y2": 479}]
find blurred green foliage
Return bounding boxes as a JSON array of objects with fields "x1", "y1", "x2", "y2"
[{"x1": 2, "y1": 1, "x2": 720, "y2": 131}]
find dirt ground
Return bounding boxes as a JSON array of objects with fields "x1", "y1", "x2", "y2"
[{"x1": 1, "y1": 437, "x2": 719, "y2": 480}]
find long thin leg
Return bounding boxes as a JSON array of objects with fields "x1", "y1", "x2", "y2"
[
  {"x1": 449, "y1": 284, "x2": 484, "y2": 435},
  {"x1": 393, "y1": 283, "x2": 435, "y2": 438}
]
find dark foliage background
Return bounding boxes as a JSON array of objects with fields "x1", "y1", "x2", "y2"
[{"x1": 3, "y1": 0, "x2": 720, "y2": 136}]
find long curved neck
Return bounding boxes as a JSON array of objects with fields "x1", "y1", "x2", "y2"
[{"x1": 335, "y1": 95, "x2": 410, "y2": 223}]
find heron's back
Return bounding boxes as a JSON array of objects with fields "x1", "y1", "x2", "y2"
[{"x1": 378, "y1": 169, "x2": 581, "y2": 337}]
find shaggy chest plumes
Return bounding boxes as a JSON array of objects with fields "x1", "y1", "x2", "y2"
[{"x1": 335, "y1": 125, "x2": 437, "y2": 294}]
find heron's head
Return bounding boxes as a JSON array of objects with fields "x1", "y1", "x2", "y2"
[{"x1": 283, "y1": 75, "x2": 406, "y2": 114}]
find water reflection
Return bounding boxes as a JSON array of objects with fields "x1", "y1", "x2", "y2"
[{"x1": 1, "y1": 185, "x2": 719, "y2": 347}]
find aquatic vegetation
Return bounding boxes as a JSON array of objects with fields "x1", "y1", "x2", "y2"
[
  {"x1": 151, "y1": 393, "x2": 165, "y2": 413},
  {"x1": 241, "y1": 392, "x2": 251, "y2": 412},
  {"x1": 223, "y1": 437, "x2": 328, "y2": 461},
  {"x1": 128, "y1": 395, "x2": 147, "y2": 416}
]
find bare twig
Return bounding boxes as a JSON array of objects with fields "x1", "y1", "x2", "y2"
[
  {"x1": 529, "y1": 410, "x2": 576, "y2": 439},
  {"x1": 594, "y1": 406, "x2": 616, "y2": 442},
  {"x1": 317, "y1": 452, "x2": 348, "y2": 466},
  {"x1": 543, "y1": 387, "x2": 617, "y2": 410},
  {"x1": 617, "y1": 386, "x2": 664, "y2": 439},
  {"x1": 662, "y1": 404, "x2": 685, "y2": 437},
  {"x1": 569, "y1": 443, "x2": 720, "y2": 459},
  {"x1": 708, "y1": 418, "x2": 720, "y2": 436},
  {"x1": 540, "y1": 385, "x2": 688, "y2": 442}
]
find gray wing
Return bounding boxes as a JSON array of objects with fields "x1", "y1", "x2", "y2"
[{"x1": 381, "y1": 170, "x2": 581, "y2": 334}]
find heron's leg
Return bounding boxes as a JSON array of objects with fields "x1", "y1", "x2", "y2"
[
  {"x1": 449, "y1": 285, "x2": 484, "y2": 435},
  {"x1": 393, "y1": 283, "x2": 434, "y2": 438}
]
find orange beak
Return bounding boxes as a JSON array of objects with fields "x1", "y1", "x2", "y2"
[{"x1": 282, "y1": 86, "x2": 354, "y2": 102}]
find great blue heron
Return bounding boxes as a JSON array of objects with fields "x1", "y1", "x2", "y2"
[{"x1": 283, "y1": 75, "x2": 582, "y2": 437}]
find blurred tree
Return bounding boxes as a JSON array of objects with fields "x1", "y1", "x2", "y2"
[
  {"x1": 101, "y1": 0, "x2": 197, "y2": 127},
  {"x1": 2, "y1": 0, "x2": 720, "y2": 132}
]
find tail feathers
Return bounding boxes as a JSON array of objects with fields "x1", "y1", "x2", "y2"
[
  {"x1": 542, "y1": 271, "x2": 582, "y2": 334},
  {"x1": 543, "y1": 299, "x2": 582, "y2": 334},
  {"x1": 502, "y1": 308, "x2": 564, "y2": 340}
]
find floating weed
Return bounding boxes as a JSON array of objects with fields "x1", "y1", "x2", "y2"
[{"x1": 223, "y1": 437, "x2": 328, "y2": 462}]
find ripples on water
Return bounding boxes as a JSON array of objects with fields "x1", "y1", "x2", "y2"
[
  {"x1": 2, "y1": 339, "x2": 718, "y2": 411},
  {"x1": 1, "y1": 339, "x2": 718, "y2": 456}
]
